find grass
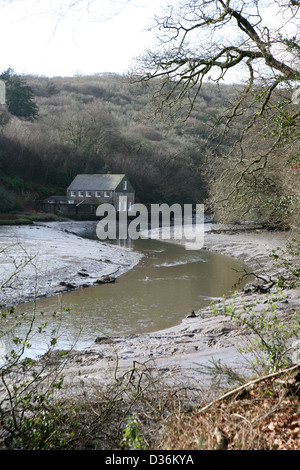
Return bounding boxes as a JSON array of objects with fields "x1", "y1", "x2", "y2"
[{"x1": 0, "y1": 211, "x2": 66, "y2": 225}]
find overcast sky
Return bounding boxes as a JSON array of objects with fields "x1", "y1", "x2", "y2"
[
  {"x1": 0, "y1": 0, "x2": 298, "y2": 84},
  {"x1": 0, "y1": 0, "x2": 168, "y2": 77}
]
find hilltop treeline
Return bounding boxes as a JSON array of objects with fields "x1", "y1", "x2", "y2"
[{"x1": 0, "y1": 72, "x2": 237, "y2": 211}]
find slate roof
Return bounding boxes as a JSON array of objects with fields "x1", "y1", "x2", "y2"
[{"x1": 67, "y1": 174, "x2": 126, "y2": 191}]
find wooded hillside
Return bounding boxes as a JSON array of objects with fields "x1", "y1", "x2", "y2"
[
  {"x1": 0, "y1": 72, "x2": 298, "y2": 230},
  {"x1": 0, "y1": 72, "x2": 238, "y2": 211}
]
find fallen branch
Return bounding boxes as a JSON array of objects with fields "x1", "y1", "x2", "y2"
[{"x1": 198, "y1": 362, "x2": 300, "y2": 414}]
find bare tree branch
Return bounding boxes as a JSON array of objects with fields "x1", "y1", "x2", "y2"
[{"x1": 135, "y1": 0, "x2": 300, "y2": 122}]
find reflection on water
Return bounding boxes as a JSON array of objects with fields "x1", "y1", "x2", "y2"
[{"x1": 2, "y1": 237, "x2": 250, "y2": 359}]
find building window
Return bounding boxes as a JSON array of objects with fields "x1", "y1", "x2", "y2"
[
  {"x1": 95, "y1": 191, "x2": 101, "y2": 198},
  {"x1": 86, "y1": 191, "x2": 91, "y2": 197},
  {"x1": 123, "y1": 181, "x2": 127, "y2": 190},
  {"x1": 71, "y1": 191, "x2": 76, "y2": 197},
  {"x1": 104, "y1": 191, "x2": 110, "y2": 198},
  {"x1": 79, "y1": 191, "x2": 84, "y2": 197}
]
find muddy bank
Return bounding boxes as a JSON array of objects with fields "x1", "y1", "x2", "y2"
[
  {"x1": 0, "y1": 222, "x2": 142, "y2": 308},
  {"x1": 55, "y1": 224, "x2": 300, "y2": 391},
  {"x1": 1, "y1": 221, "x2": 299, "y2": 391}
]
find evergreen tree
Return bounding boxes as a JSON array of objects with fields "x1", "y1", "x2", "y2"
[{"x1": 0, "y1": 68, "x2": 38, "y2": 121}]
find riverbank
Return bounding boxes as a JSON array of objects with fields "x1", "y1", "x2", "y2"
[
  {"x1": 0, "y1": 221, "x2": 142, "y2": 308},
  {"x1": 45, "y1": 222, "x2": 300, "y2": 391},
  {"x1": 1, "y1": 221, "x2": 299, "y2": 391}
]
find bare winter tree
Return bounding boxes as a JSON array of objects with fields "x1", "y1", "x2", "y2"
[
  {"x1": 136, "y1": 1, "x2": 300, "y2": 118},
  {"x1": 133, "y1": 1, "x2": 300, "y2": 224},
  {"x1": 0, "y1": 0, "x2": 132, "y2": 21}
]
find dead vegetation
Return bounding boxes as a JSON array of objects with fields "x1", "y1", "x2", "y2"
[
  {"x1": 158, "y1": 367, "x2": 300, "y2": 451},
  {"x1": 1, "y1": 319, "x2": 299, "y2": 450},
  {"x1": 49, "y1": 361, "x2": 300, "y2": 450}
]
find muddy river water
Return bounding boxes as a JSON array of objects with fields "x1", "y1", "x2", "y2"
[{"x1": 2, "y1": 235, "x2": 249, "y2": 359}]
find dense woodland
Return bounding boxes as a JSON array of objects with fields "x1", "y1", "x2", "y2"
[
  {"x1": 0, "y1": 72, "x2": 239, "y2": 207},
  {"x1": 0, "y1": 71, "x2": 299, "y2": 229}
]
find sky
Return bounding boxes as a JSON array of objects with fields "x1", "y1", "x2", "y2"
[
  {"x1": 0, "y1": 0, "x2": 168, "y2": 77},
  {"x1": 0, "y1": 0, "x2": 298, "y2": 83}
]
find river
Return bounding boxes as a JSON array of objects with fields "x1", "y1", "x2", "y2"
[{"x1": 1, "y1": 232, "x2": 250, "y2": 360}]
